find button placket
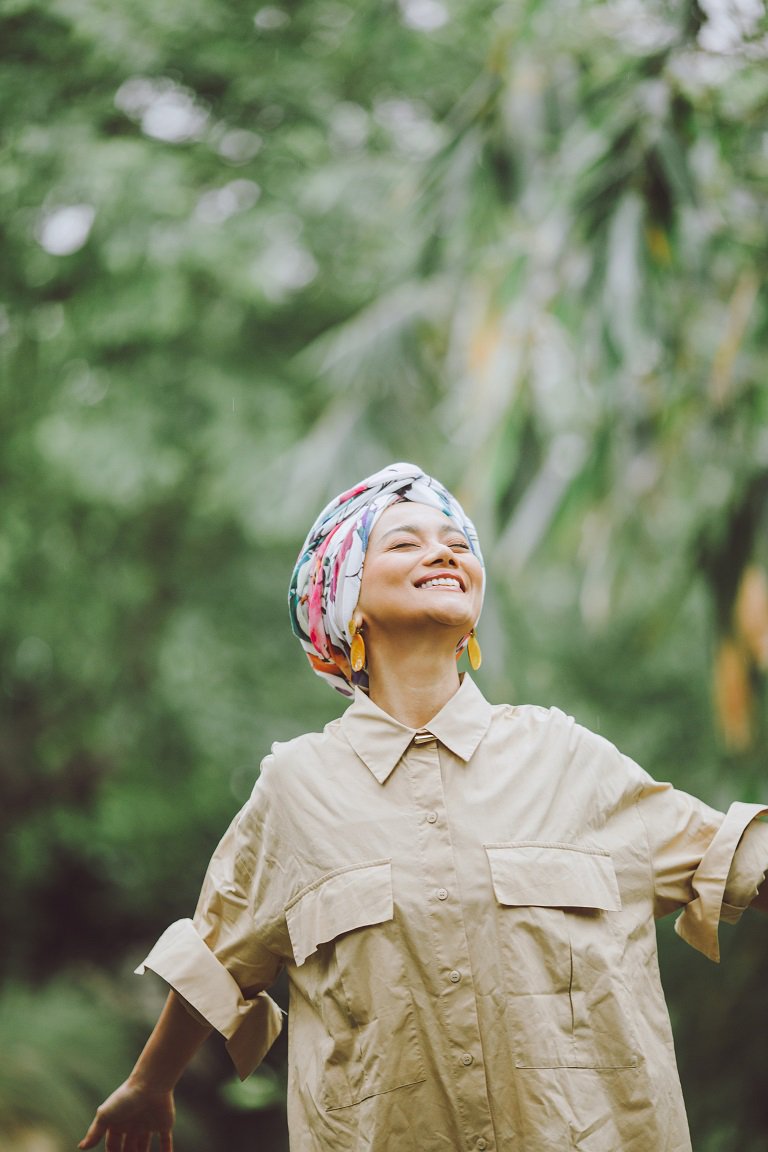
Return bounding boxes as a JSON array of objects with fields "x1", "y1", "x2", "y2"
[{"x1": 404, "y1": 740, "x2": 493, "y2": 1148}]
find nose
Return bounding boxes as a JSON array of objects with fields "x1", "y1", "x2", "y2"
[{"x1": 425, "y1": 539, "x2": 459, "y2": 566}]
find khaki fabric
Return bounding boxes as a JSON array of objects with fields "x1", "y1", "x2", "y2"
[{"x1": 139, "y1": 675, "x2": 768, "y2": 1152}]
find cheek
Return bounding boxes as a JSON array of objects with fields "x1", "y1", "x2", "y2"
[
  {"x1": 357, "y1": 561, "x2": 404, "y2": 613},
  {"x1": 469, "y1": 565, "x2": 485, "y2": 612}
]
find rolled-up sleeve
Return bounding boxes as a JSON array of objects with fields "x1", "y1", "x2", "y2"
[
  {"x1": 136, "y1": 798, "x2": 285, "y2": 1080},
  {"x1": 633, "y1": 766, "x2": 768, "y2": 962},
  {"x1": 136, "y1": 919, "x2": 283, "y2": 1079},
  {"x1": 675, "y1": 802, "x2": 768, "y2": 961},
  {"x1": 722, "y1": 812, "x2": 768, "y2": 915}
]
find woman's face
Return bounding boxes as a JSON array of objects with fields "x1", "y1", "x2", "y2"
[{"x1": 355, "y1": 502, "x2": 483, "y2": 639}]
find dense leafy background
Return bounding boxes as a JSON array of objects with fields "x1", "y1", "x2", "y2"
[{"x1": 2, "y1": 0, "x2": 768, "y2": 1148}]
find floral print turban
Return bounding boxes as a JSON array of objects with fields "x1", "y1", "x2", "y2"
[{"x1": 289, "y1": 462, "x2": 485, "y2": 697}]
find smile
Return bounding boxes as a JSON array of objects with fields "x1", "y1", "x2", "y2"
[{"x1": 418, "y1": 577, "x2": 464, "y2": 591}]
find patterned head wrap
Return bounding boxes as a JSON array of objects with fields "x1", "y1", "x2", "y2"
[{"x1": 289, "y1": 462, "x2": 484, "y2": 697}]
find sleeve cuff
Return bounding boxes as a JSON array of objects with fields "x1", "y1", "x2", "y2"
[
  {"x1": 675, "y1": 802, "x2": 768, "y2": 962},
  {"x1": 723, "y1": 815, "x2": 768, "y2": 914},
  {"x1": 135, "y1": 918, "x2": 284, "y2": 1080}
]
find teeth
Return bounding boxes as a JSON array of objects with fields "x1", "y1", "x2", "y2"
[{"x1": 420, "y1": 577, "x2": 462, "y2": 590}]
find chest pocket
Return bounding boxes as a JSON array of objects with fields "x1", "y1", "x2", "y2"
[
  {"x1": 285, "y1": 860, "x2": 426, "y2": 1110},
  {"x1": 486, "y1": 843, "x2": 640, "y2": 1070}
]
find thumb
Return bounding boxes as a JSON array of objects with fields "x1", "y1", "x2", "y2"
[{"x1": 78, "y1": 1115, "x2": 106, "y2": 1150}]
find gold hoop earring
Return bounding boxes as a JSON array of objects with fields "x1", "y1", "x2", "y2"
[
  {"x1": 467, "y1": 629, "x2": 482, "y2": 671},
  {"x1": 350, "y1": 623, "x2": 366, "y2": 672}
]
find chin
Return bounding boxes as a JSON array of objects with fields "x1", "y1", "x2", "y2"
[{"x1": 428, "y1": 610, "x2": 476, "y2": 632}]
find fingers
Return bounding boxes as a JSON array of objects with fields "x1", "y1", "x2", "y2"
[
  {"x1": 78, "y1": 1127, "x2": 158, "y2": 1152},
  {"x1": 105, "y1": 1129, "x2": 124, "y2": 1152},
  {"x1": 122, "y1": 1134, "x2": 150, "y2": 1152},
  {"x1": 119, "y1": 1130, "x2": 169, "y2": 1152}
]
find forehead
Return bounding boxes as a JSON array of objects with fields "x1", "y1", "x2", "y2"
[{"x1": 370, "y1": 501, "x2": 463, "y2": 541}]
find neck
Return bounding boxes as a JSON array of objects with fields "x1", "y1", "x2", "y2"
[{"x1": 364, "y1": 632, "x2": 464, "y2": 728}]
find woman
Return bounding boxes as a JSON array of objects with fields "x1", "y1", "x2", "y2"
[{"x1": 80, "y1": 462, "x2": 768, "y2": 1152}]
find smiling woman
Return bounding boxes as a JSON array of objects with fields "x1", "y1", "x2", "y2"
[
  {"x1": 352, "y1": 503, "x2": 485, "y2": 725},
  {"x1": 288, "y1": 462, "x2": 485, "y2": 700},
  {"x1": 80, "y1": 463, "x2": 768, "y2": 1152}
]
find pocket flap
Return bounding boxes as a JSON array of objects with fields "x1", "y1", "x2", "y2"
[
  {"x1": 485, "y1": 843, "x2": 621, "y2": 911},
  {"x1": 285, "y1": 860, "x2": 393, "y2": 966}
]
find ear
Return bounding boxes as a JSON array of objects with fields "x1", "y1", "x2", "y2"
[{"x1": 349, "y1": 613, "x2": 364, "y2": 636}]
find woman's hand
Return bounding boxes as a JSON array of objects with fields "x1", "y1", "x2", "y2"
[
  {"x1": 77, "y1": 989, "x2": 211, "y2": 1150},
  {"x1": 78, "y1": 1078, "x2": 175, "y2": 1152}
]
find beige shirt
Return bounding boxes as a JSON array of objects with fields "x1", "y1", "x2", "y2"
[{"x1": 139, "y1": 675, "x2": 768, "y2": 1152}]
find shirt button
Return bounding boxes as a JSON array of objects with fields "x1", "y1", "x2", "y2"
[
  {"x1": 436, "y1": 887, "x2": 449, "y2": 901},
  {"x1": 449, "y1": 970, "x2": 461, "y2": 983},
  {"x1": 477, "y1": 1140, "x2": 488, "y2": 1150},
  {"x1": 426, "y1": 811, "x2": 438, "y2": 824},
  {"x1": 460, "y1": 1052, "x2": 473, "y2": 1066}
]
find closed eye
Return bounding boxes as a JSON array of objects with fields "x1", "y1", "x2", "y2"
[{"x1": 388, "y1": 538, "x2": 469, "y2": 551}]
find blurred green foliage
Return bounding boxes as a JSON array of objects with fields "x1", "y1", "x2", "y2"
[{"x1": 2, "y1": 0, "x2": 768, "y2": 1148}]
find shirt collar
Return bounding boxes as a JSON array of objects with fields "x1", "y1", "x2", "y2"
[{"x1": 340, "y1": 673, "x2": 493, "y2": 784}]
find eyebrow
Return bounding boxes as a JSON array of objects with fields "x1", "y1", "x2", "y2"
[{"x1": 379, "y1": 521, "x2": 465, "y2": 542}]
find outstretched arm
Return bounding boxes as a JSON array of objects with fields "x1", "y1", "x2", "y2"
[{"x1": 79, "y1": 990, "x2": 212, "y2": 1151}]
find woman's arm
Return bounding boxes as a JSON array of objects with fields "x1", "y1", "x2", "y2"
[{"x1": 78, "y1": 990, "x2": 212, "y2": 1151}]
